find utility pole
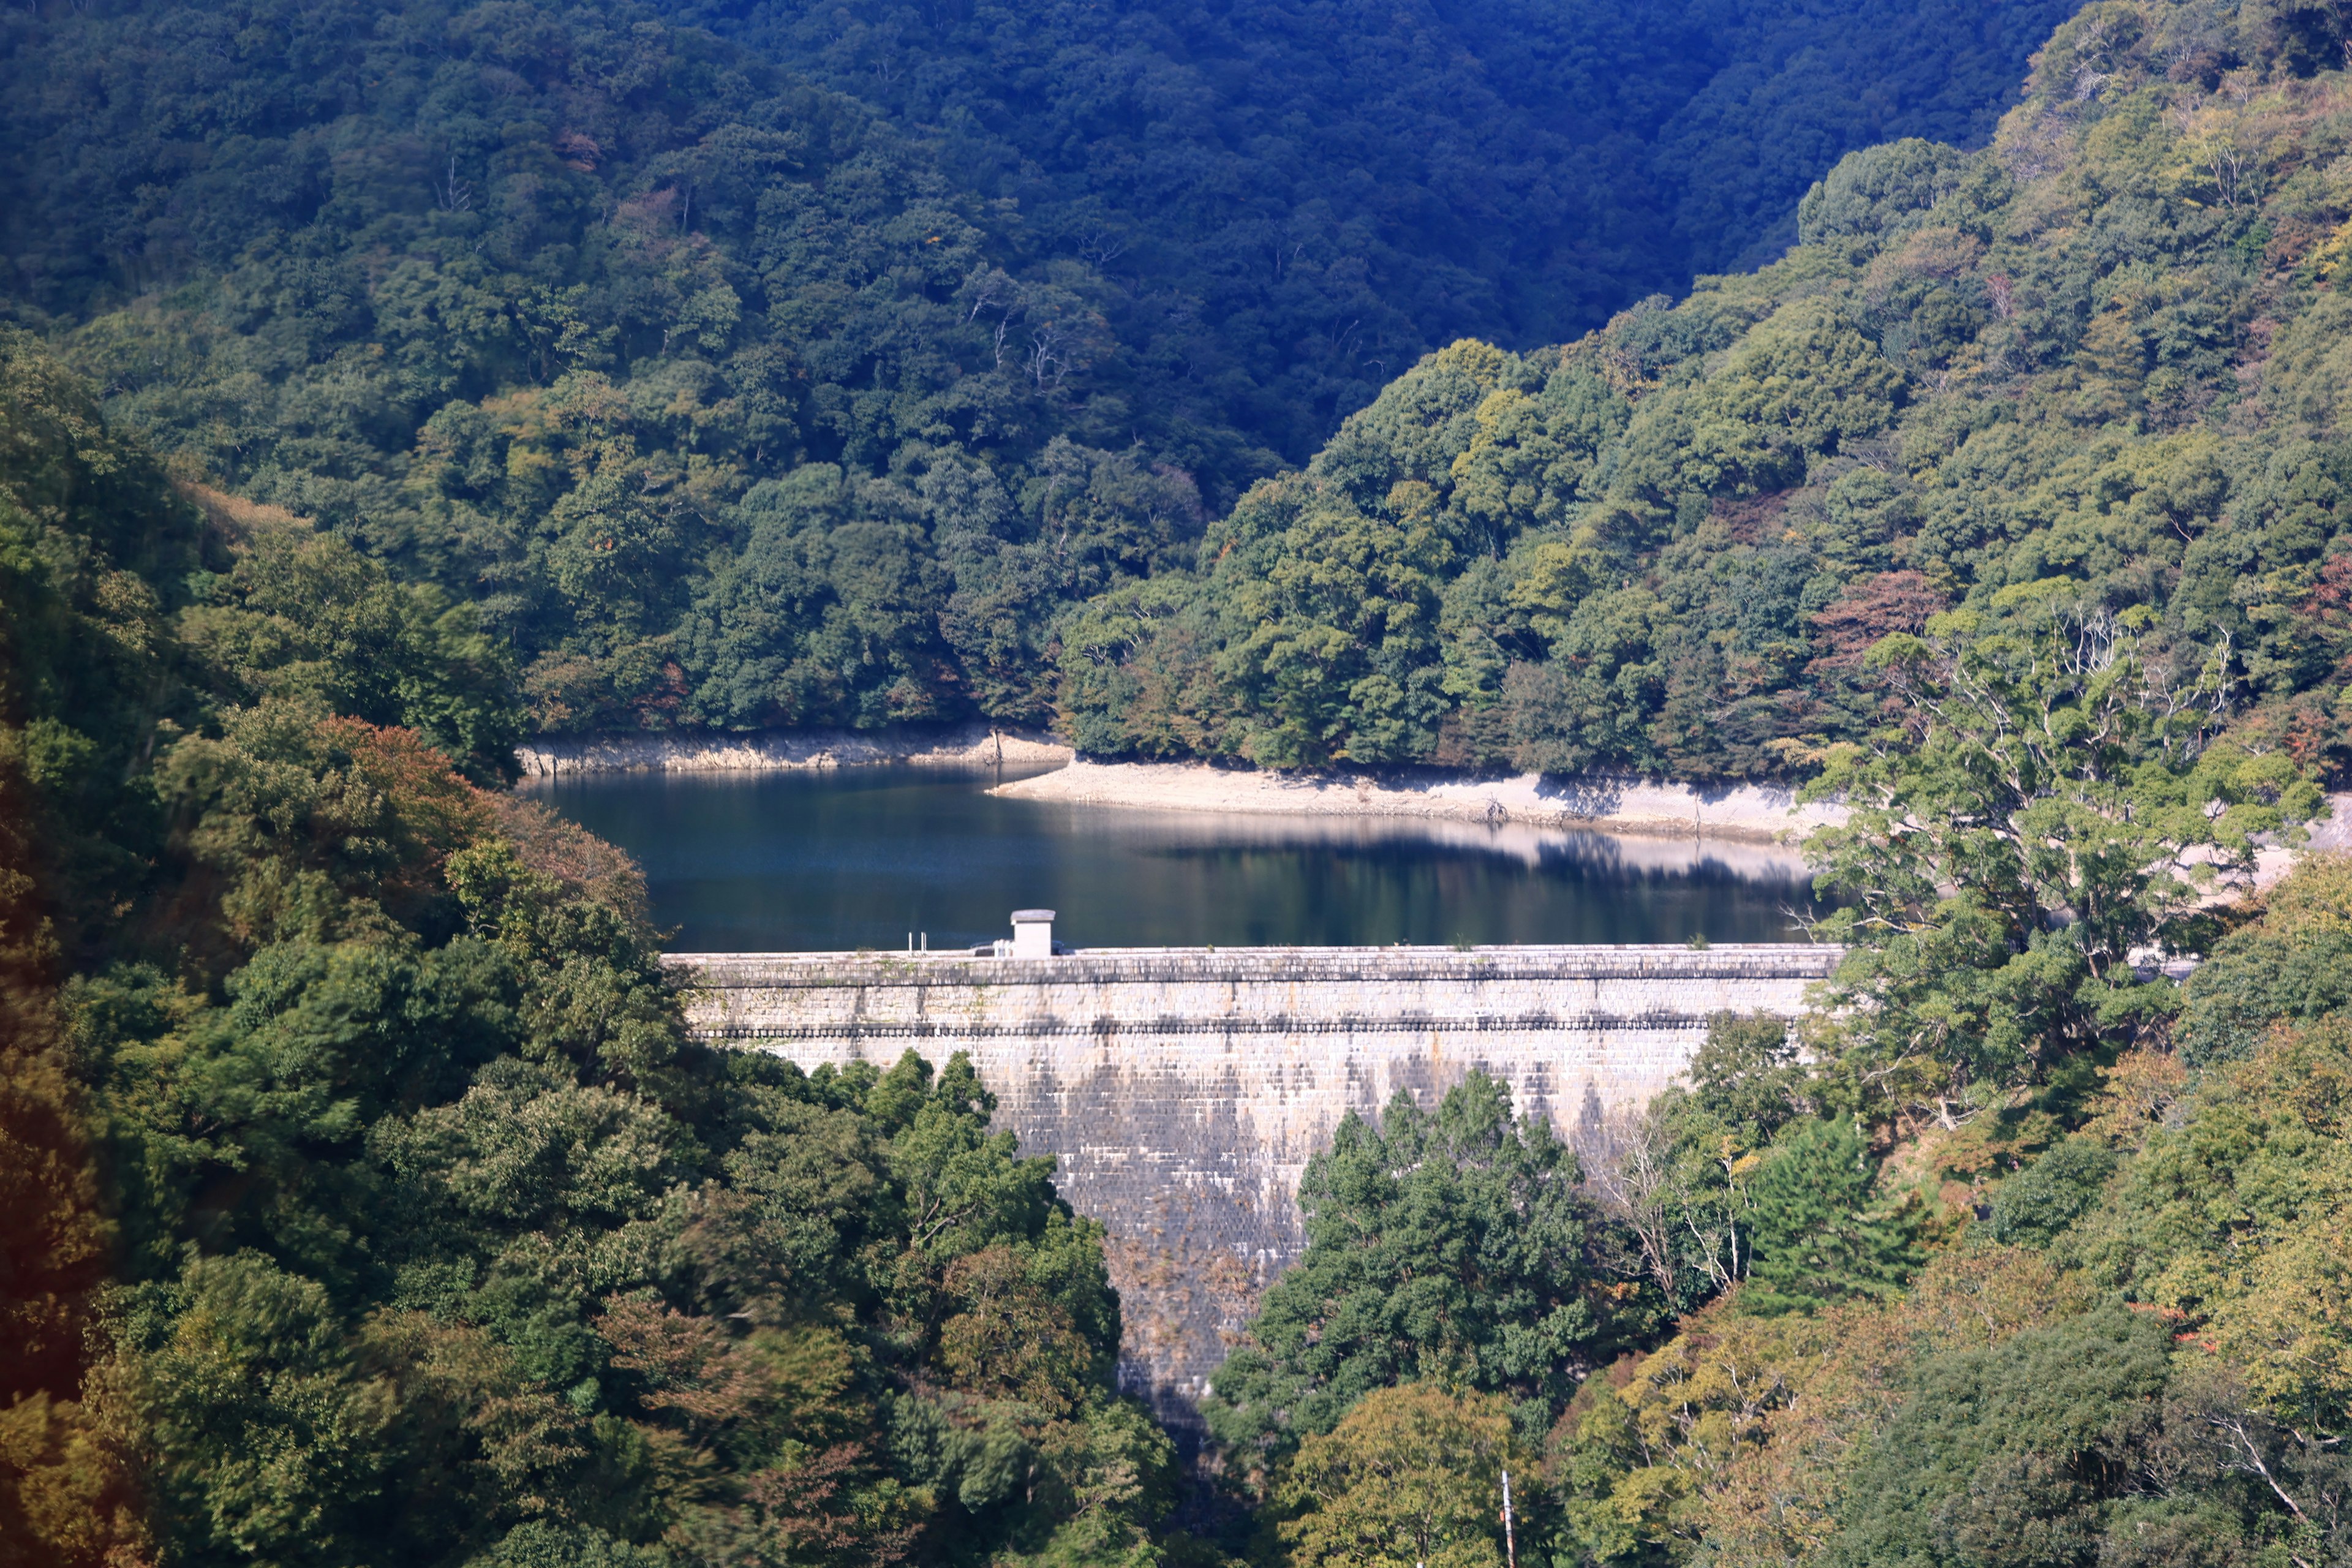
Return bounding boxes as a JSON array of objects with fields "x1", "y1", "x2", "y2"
[{"x1": 1501, "y1": 1468, "x2": 1517, "y2": 1568}]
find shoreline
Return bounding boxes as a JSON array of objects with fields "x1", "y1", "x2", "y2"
[
  {"x1": 989, "y1": 759, "x2": 1842, "y2": 844},
  {"x1": 510, "y1": 733, "x2": 2352, "y2": 891},
  {"x1": 514, "y1": 723, "x2": 1072, "y2": 778}
]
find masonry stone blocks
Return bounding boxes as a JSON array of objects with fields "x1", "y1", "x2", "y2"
[{"x1": 667, "y1": 943, "x2": 1839, "y2": 1427}]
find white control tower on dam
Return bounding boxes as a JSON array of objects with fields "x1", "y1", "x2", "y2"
[{"x1": 668, "y1": 918, "x2": 1838, "y2": 1423}]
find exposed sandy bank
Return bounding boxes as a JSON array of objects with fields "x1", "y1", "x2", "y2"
[
  {"x1": 516, "y1": 723, "x2": 1071, "y2": 778},
  {"x1": 2252, "y1": 797, "x2": 2352, "y2": 886},
  {"x1": 990, "y1": 760, "x2": 1843, "y2": 844}
]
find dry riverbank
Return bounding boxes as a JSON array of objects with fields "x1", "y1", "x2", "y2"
[
  {"x1": 990, "y1": 759, "x2": 1844, "y2": 844},
  {"x1": 515, "y1": 723, "x2": 1071, "y2": 777}
]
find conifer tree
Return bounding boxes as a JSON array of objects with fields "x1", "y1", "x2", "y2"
[{"x1": 1740, "y1": 1117, "x2": 1923, "y2": 1315}]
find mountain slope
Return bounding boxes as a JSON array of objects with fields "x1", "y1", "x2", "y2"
[
  {"x1": 0, "y1": 0, "x2": 2070, "y2": 740},
  {"x1": 1060, "y1": 0, "x2": 2352, "y2": 782},
  {"x1": 0, "y1": 326, "x2": 1172, "y2": 1568}
]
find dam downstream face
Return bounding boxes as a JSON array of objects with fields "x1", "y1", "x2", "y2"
[
  {"x1": 533, "y1": 764, "x2": 1827, "y2": 951},
  {"x1": 543, "y1": 767, "x2": 1836, "y2": 1427},
  {"x1": 670, "y1": 942, "x2": 1839, "y2": 1430}
]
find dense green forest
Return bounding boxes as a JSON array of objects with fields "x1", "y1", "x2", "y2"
[
  {"x1": 1193, "y1": 858, "x2": 2352, "y2": 1568},
  {"x1": 13, "y1": 0, "x2": 2352, "y2": 1565},
  {"x1": 0, "y1": 337, "x2": 1174, "y2": 1566},
  {"x1": 13, "y1": 0, "x2": 2352, "y2": 786},
  {"x1": 1060, "y1": 0, "x2": 2352, "y2": 777},
  {"x1": 660, "y1": 0, "x2": 2077, "y2": 424},
  {"x1": 0, "y1": 0, "x2": 2068, "y2": 739}
]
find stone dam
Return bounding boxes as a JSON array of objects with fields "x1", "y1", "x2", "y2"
[{"x1": 668, "y1": 935, "x2": 1839, "y2": 1424}]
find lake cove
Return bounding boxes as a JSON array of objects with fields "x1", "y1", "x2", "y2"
[{"x1": 529, "y1": 763, "x2": 1828, "y2": 952}]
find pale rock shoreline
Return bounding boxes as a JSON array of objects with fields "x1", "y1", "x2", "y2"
[
  {"x1": 514, "y1": 723, "x2": 1072, "y2": 777},
  {"x1": 513, "y1": 731, "x2": 2352, "y2": 891},
  {"x1": 990, "y1": 758, "x2": 1845, "y2": 845}
]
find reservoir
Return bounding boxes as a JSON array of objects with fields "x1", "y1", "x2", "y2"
[{"x1": 534, "y1": 764, "x2": 1826, "y2": 952}]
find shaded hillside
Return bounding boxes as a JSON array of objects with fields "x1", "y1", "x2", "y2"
[
  {"x1": 0, "y1": 0, "x2": 2067, "y2": 739},
  {"x1": 663, "y1": 0, "x2": 2076, "y2": 443}
]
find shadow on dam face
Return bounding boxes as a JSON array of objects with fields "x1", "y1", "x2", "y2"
[{"x1": 668, "y1": 940, "x2": 1840, "y2": 1436}]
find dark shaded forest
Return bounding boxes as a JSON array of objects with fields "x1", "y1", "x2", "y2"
[
  {"x1": 13, "y1": 1, "x2": 2352, "y2": 1566},
  {"x1": 0, "y1": 0, "x2": 2068, "y2": 739}
]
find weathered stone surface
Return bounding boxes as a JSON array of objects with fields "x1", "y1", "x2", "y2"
[
  {"x1": 516, "y1": 722, "x2": 1070, "y2": 776},
  {"x1": 992, "y1": 760, "x2": 1845, "y2": 843},
  {"x1": 668, "y1": 943, "x2": 1839, "y2": 1425}
]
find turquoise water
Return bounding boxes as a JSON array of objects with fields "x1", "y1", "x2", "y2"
[{"x1": 532, "y1": 764, "x2": 1826, "y2": 952}]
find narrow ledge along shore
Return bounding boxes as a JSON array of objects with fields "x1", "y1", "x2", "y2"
[
  {"x1": 514, "y1": 723, "x2": 1073, "y2": 777},
  {"x1": 990, "y1": 758, "x2": 1845, "y2": 845},
  {"x1": 996, "y1": 763, "x2": 2352, "y2": 884},
  {"x1": 514, "y1": 723, "x2": 1834, "y2": 843}
]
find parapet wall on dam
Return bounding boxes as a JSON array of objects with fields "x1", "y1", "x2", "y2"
[{"x1": 668, "y1": 941, "x2": 1839, "y2": 1422}]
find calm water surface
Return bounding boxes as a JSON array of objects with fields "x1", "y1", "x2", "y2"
[{"x1": 533, "y1": 765, "x2": 1826, "y2": 951}]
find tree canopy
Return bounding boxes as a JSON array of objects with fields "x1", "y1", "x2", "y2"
[
  {"x1": 1202, "y1": 1074, "x2": 1658, "y2": 1474},
  {"x1": 19, "y1": 2, "x2": 2352, "y2": 1566},
  {"x1": 0, "y1": 0, "x2": 2070, "y2": 744},
  {"x1": 1061, "y1": 0, "x2": 2352, "y2": 784},
  {"x1": 0, "y1": 328, "x2": 1173, "y2": 1568}
]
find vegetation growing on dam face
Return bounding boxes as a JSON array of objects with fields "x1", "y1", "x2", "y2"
[{"x1": 9, "y1": 0, "x2": 2352, "y2": 1565}]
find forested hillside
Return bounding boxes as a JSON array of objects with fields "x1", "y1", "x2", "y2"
[
  {"x1": 0, "y1": 333, "x2": 1176, "y2": 1567},
  {"x1": 1061, "y1": 0, "x2": 2352, "y2": 778},
  {"x1": 11, "y1": 296, "x2": 2350, "y2": 1568},
  {"x1": 0, "y1": 0, "x2": 2065, "y2": 739},
  {"x1": 1146, "y1": 21, "x2": 2352, "y2": 1561},
  {"x1": 1196, "y1": 855, "x2": 2352, "y2": 1568},
  {"x1": 663, "y1": 0, "x2": 2074, "y2": 428},
  {"x1": 15, "y1": 1, "x2": 2352, "y2": 1566}
]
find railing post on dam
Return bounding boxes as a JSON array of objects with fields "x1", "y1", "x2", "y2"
[{"x1": 664, "y1": 940, "x2": 1841, "y2": 1430}]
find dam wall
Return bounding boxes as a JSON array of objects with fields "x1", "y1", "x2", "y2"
[{"x1": 668, "y1": 941, "x2": 1839, "y2": 1421}]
